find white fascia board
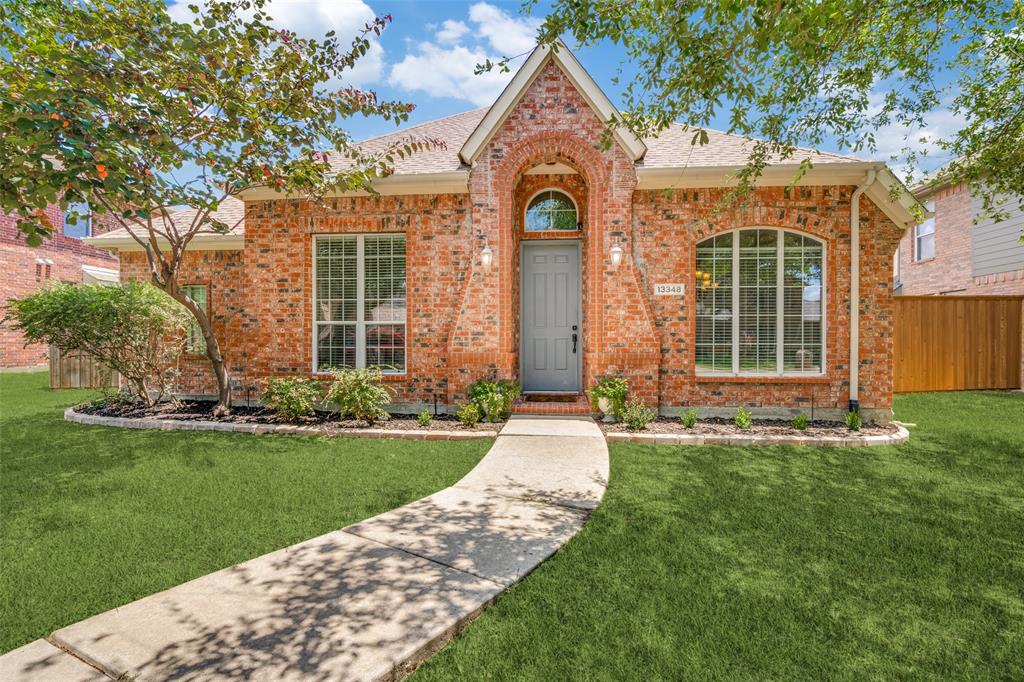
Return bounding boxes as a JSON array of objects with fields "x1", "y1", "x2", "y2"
[
  {"x1": 637, "y1": 162, "x2": 922, "y2": 227},
  {"x1": 458, "y1": 41, "x2": 647, "y2": 165},
  {"x1": 237, "y1": 171, "x2": 469, "y2": 201},
  {"x1": 84, "y1": 234, "x2": 244, "y2": 252}
]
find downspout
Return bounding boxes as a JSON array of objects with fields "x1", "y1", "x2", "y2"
[{"x1": 848, "y1": 169, "x2": 876, "y2": 413}]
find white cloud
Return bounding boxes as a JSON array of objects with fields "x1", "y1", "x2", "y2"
[
  {"x1": 862, "y1": 92, "x2": 966, "y2": 182},
  {"x1": 390, "y1": 42, "x2": 513, "y2": 107},
  {"x1": 436, "y1": 19, "x2": 469, "y2": 45},
  {"x1": 166, "y1": 0, "x2": 384, "y2": 85},
  {"x1": 468, "y1": 2, "x2": 542, "y2": 56},
  {"x1": 387, "y1": 3, "x2": 540, "y2": 106}
]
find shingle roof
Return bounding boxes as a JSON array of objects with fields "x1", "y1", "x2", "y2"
[
  {"x1": 88, "y1": 196, "x2": 245, "y2": 243},
  {"x1": 326, "y1": 107, "x2": 861, "y2": 175},
  {"x1": 90, "y1": 110, "x2": 862, "y2": 248},
  {"x1": 328, "y1": 108, "x2": 488, "y2": 176}
]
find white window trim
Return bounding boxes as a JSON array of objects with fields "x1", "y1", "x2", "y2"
[
  {"x1": 914, "y1": 200, "x2": 936, "y2": 262},
  {"x1": 524, "y1": 188, "x2": 579, "y2": 232},
  {"x1": 696, "y1": 227, "x2": 828, "y2": 377},
  {"x1": 312, "y1": 233, "x2": 408, "y2": 376}
]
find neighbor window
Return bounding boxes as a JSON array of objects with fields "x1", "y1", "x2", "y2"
[
  {"x1": 63, "y1": 203, "x2": 92, "y2": 239},
  {"x1": 525, "y1": 190, "x2": 578, "y2": 231},
  {"x1": 314, "y1": 233, "x2": 407, "y2": 373},
  {"x1": 914, "y1": 200, "x2": 935, "y2": 261},
  {"x1": 181, "y1": 284, "x2": 207, "y2": 354},
  {"x1": 695, "y1": 228, "x2": 825, "y2": 375}
]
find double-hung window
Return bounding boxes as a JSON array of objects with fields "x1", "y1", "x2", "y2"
[
  {"x1": 181, "y1": 284, "x2": 208, "y2": 354},
  {"x1": 314, "y1": 234, "x2": 407, "y2": 374},
  {"x1": 914, "y1": 200, "x2": 935, "y2": 261},
  {"x1": 695, "y1": 228, "x2": 825, "y2": 375}
]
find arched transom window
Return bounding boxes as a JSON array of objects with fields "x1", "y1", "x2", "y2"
[
  {"x1": 525, "y1": 189, "x2": 578, "y2": 231},
  {"x1": 695, "y1": 228, "x2": 825, "y2": 375}
]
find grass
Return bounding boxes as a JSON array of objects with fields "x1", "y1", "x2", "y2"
[
  {"x1": 416, "y1": 391, "x2": 1024, "y2": 680},
  {"x1": 0, "y1": 371, "x2": 490, "y2": 654}
]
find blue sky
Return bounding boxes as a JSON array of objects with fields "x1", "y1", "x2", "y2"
[{"x1": 164, "y1": 0, "x2": 965, "y2": 177}]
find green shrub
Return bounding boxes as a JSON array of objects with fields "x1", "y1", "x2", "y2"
[
  {"x1": 587, "y1": 377, "x2": 629, "y2": 418},
  {"x1": 735, "y1": 407, "x2": 753, "y2": 429},
  {"x1": 262, "y1": 376, "x2": 322, "y2": 422},
  {"x1": 846, "y1": 410, "x2": 862, "y2": 431},
  {"x1": 456, "y1": 402, "x2": 481, "y2": 428},
  {"x1": 680, "y1": 408, "x2": 698, "y2": 428},
  {"x1": 792, "y1": 413, "x2": 809, "y2": 430},
  {"x1": 622, "y1": 397, "x2": 657, "y2": 431},
  {"x1": 325, "y1": 368, "x2": 392, "y2": 424},
  {"x1": 468, "y1": 378, "x2": 521, "y2": 422},
  {"x1": 417, "y1": 409, "x2": 433, "y2": 428},
  {"x1": 4, "y1": 282, "x2": 186, "y2": 405}
]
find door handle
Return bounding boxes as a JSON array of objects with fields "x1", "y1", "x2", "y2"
[{"x1": 572, "y1": 333, "x2": 577, "y2": 354}]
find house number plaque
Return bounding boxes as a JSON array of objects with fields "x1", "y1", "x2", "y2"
[{"x1": 654, "y1": 283, "x2": 686, "y2": 296}]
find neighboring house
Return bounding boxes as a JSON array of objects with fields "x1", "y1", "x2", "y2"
[
  {"x1": 87, "y1": 42, "x2": 919, "y2": 423},
  {"x1": 894, "y1": 181, "x2": 1024, "y2": 295},
  {"x1": 1, "y1": 205, "x2": 119, "y2": 369}
]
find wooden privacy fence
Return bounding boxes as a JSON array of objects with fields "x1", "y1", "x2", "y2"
[
  {"x1": 49, "y1": 345, "x2": 118, "y2": 390},
  {"x1": 893, "y1": 296, "x2": 1023, "y2": 393}
]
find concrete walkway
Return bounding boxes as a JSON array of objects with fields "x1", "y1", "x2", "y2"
[{"x1": 0, "y1": 418, "x2": 608, "y2": 681}]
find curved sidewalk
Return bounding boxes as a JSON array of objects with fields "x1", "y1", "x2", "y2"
[{"x1": 0, "y1": 418, "x2": 608, "y2": 682}]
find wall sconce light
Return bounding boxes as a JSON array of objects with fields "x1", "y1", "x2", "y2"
[
  {"x1": 481, "y1": 243, "x2": 494, "y2": 271},
  {"x1": 609, "y1": 239, "x2": 624, "y2": 269}
]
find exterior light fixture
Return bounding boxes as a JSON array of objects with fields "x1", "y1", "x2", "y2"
[
  {"x1": 609, "y1": 240, "x2": 624, "y2": 269},
  {"x1": 481, "y1": 243, "x2": 494, "y2": 271}
]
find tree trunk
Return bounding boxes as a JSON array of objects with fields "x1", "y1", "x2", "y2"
[{"x1": 165, "y1": 285, "x2": 232, "y2": 416}]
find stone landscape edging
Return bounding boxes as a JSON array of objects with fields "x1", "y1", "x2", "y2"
[
  {"x1": 64, "y1": 407, "x2": 499, "y2": 441},
  {"x1": 66, "y1": 406, "x2": 908, "y2": 447},
  {"x1": 605, "y1": 424, "x2": 909, "y2": 447}
]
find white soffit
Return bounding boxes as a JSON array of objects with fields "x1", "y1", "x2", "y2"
[
  {"x1": 458, "y1": 40, "x2": 648, "y2": 165},
  {"x1": 81, "y1": 264, "x2": 119, "y2": 284}
]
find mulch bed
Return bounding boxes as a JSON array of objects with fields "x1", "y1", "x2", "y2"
[
  {"x1": 75, "y1": 400, "x2": 502, "y2": 432},
  {"x1": 600, "y1": 416, "x2": 898, "y2": 437}
]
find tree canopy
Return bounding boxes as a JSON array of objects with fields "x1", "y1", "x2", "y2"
[
  {"x1": 1, "y1": 0, "x2": 439, "y2": 411},
  {"x1": 522, "y1": 0, "x2": 1022, "y2": 217}
]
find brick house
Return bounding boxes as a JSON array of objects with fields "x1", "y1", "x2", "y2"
[
  {"x1": 1, "y1": 204, "x2": 119, "y2": 369},
  {"x1": 894, "y1": 181, "x2": 1024, "y2": 296},
  {"x1": 88, "y1": 43, "x2": 919, "y2": 423}
]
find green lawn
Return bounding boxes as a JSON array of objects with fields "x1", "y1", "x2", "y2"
[
  {"x1": 416, "y1": 391, "x2": 1024, "y2": 681},
  {"x1": 0, "y1": 371, "x2": 490, "y2": 654}
]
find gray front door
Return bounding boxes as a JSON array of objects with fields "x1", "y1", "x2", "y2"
[{"x1": 521, "y1": 241, "x2": 581, "y2": 392}]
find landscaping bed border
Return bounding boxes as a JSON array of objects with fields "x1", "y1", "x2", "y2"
[
  {"x1": 605, "y1": 425, "x2": 909, "y2": 447},
  {"x1": 64, "y1": 407, "x2": 499, "y2": 440},
  {"x1": 66, "y1": 407, "x2": 908, "y2": 446}
]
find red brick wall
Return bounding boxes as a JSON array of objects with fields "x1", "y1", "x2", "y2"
[
  {"x1": 897, "y1": 183, "x2": 1024, "y2": 295},
  {"x1": 633, "y1": 186, "x2": 903, "y2": 417},
  {"x1": 241, "y1": 194, "x2": 472, "y2": 404},
  {"x1": 1, "y1": 207, "x2": 118, "y2": 368}
]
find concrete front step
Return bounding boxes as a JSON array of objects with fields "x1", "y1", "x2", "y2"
[{"x1": 511, "y1": 394, "x2": 591, "y2": 415}]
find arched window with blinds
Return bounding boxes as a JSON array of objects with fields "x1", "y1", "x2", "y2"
[{"x1": 695, "y1": 228, "x2": 825, "y2": 375}]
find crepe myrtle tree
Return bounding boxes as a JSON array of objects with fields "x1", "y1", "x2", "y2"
[
  {"x1": 1, "y1": 0, "x2": 442, "y2": 414},
  {"x1": 483, "y1": 0, "x2": 1023, "y2": 233}
]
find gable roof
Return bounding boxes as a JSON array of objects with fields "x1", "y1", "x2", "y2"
[
  {"x1": 459, "y1": 41, "x2": 648, "y2": 164},
  {"x1": 85, "y1": 196, "x2": 245, "y2": 251}
]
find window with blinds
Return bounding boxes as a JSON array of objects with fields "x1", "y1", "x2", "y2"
[
  {"x1": 695, "y1": 228, "x2": 825, "y2": 375},
  {"x1": 314, "y1": 234, "x2": 407, "y2": 373}
]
